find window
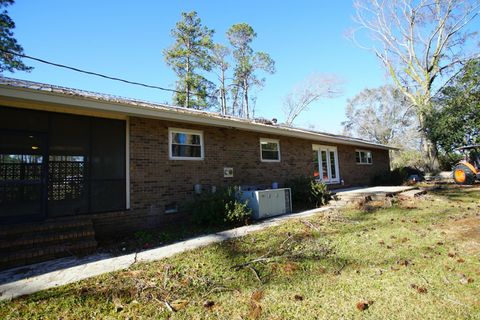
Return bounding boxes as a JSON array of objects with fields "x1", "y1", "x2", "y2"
[
  {"x1": 356, "y1": 150, "x2": 372, "y2": 164},
  {"x1": 260, "y1": 138, "x2": 280, "y2": 162},
  {"x1": 313, "y1": 145, "x2": 340, "y2": 184},
  {"x1": 169, "y1": 128, "x2": 204, "y2": 160}
]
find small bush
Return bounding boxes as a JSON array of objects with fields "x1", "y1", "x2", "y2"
[
  {"x1": 188, "y1": 187, "x2": 251, "y2": 227},
  {"x1": 224, "y1": 200, "x2": 252, "y2": 224},
  {"x1": 285, "y1": 176, "x2": 331, "y2": 209},
  {"x1": 438, "y1": 153, "x2": 463, "y2": 171},
  {"x1": 134, "y1": 230, "x2": 155, "y2": 244},
  {"x1": 371, "y1": 167, "x2": 424, "y2": 186},
  {"x1": 285, "y1": 176, "x2": 311, "y2": 205},
  {"x1": 310, "y1": 180, "x2": 331, "y2": 207}
]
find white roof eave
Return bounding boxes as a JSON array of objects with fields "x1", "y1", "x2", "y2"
[{"x1": 0, "y1": 84, "x2": 397, "y2": 151}]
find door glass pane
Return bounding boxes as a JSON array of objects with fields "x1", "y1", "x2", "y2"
[
  {"x1": 321, "y1": 150, "x2": 328, "y2": 181},
  {"x1": 330, "y1": 151, "x2": 337, "y2": 180},
  {"x1": 313, "y1": 151, "x2": 319, "y2": 180}
]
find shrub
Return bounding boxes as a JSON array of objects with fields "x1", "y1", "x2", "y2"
[
  {"x1": 285, "y1": 176, "x2": 311, "y2": 206},
  {"x1": 438, "y1": 153, "x2": 463, "y2": 171},
  {"x1": 371, "y1": 166, "x2": 424, "y2": 186},
  {"x1": 285, "y1": 176, "x2": 331, "y2": 209},
  {"x1": 310, "y1": 180, "x2": 331, "y2": 207},
  {"x1": 224, "y1": 200, "x2": 252, "y2": 224},
  {"x1": 134, "y1": 230, "x2": 155, "y2": 244},
  {"x1": 188, "y1": 187, "x2": 251, "y2": 227}
]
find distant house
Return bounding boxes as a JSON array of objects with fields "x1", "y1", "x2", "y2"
[{"x1": 0, "y1": 77, "x2": 394, "y2": 269}]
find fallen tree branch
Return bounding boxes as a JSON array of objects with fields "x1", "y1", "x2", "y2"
[
  {"x1": 279, "y1": 233, "x2": 295, "y2": 249},
  {"x1": 301, "y1": 219, "x2": 320, "y2": 232},
  {"x1": 247, "y1": 265, "x2": 262, "y2": 283},
  {"x1": 232, "y1": 257, "x2": 273, "y2": 270}
]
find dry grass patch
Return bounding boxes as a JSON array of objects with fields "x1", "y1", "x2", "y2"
[{"x1": 1, "y1": 185, "x2": 479, "y2": 319}]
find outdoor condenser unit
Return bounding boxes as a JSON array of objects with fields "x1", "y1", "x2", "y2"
[{"x1": 237, "y1": 188, "x2": 292, "y2": 220}]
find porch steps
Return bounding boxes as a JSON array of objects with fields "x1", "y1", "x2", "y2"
[{"x1": 0, "y1": 218, "x2": 97, "y2": 270}]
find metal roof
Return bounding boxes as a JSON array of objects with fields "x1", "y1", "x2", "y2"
[{"x1": 0, "y1": 76, "x2": 397, "y2": 150}]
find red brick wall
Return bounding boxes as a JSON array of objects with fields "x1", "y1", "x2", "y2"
[
  {"x1": 337, "y1": 145, "x2": 390, "y2": 188},
  {"x1": 91, "y1": 116, "x2": 391, "y2": 239},
  {"x1": 128, "y1": 116, "x2": 390, "y2": 213}
]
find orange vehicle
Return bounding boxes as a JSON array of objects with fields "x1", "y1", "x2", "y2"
[{"x1": 453, "y1": 145, "x2": 480, "y2": 185}]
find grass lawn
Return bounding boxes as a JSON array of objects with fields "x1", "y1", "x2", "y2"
[{"x1": 1, "y1": 185, "x2": 480, "y2": 319}]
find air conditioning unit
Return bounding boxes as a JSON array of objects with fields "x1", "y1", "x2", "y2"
[{"x1": 237, "y1": 188, "x2": 292, "y2": 220}]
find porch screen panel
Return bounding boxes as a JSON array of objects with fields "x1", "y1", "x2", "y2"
[
  {"x1": 0, "y1": 107, "x2": 48, "y2": 132},
  {"x1": 0, "y1": 133, "x2": 45, "y2": 219},
  {"x1": 48, "y1": 114, "x2": 90, "y2": 216},
  {"x1": 1, "y1": 107, "x2": 127, "y2": 220},
  {"x1": 90, "y1": 118, "x2": 126, "y2": 212}
]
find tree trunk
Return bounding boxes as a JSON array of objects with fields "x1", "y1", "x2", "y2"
[
  {"x1": 243, "y1": 78, "x2": 249, "y2": 118},
  {"x1": 220, "y1": 69, "x2": 226, "y2": 115},
  {"x1": 418, "y1": 112, "x2": 439, "y2": 172},
  {"x1": 231, "y1": 85, "x2": 238, "y2": 117},
  {"x1": 185, "y1": 56, "x2": 190, "y2": 108}
]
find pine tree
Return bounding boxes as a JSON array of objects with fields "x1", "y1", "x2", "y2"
[
  {"x1": 164, "y1": 11, "x2": 215, "y2": 109},
  {"x1": 227, "y1": 23, "x2": 275, "y2": 118},
  {"x1": 0, "y1": 0, "x2": 32, "y2": 73}
]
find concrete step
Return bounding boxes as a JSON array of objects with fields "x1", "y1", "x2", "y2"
[
  {"x1": 0, "y1": 226, "x2": 95, "y2": 253},
  {"x1": 0, "y1": 239, "x2": 97, "y2": 271},
  {"x1": 0, "y1": 217, "x2": 97, "y2": 271},
  {"x1": 0, "y1": 217, "x2": 93, "y2": 238}
]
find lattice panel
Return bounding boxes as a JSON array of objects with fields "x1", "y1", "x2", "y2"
[
  {"x1": 48, "y1": 161, "x2": 87, "y2": 201},
  {"x1": 1, "y1": 163, "x2": 21, "y2": 181}
]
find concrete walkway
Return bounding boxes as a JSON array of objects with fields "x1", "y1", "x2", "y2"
[{"x1": 0, "y1": 205, "x2": 338, "y2": 301}]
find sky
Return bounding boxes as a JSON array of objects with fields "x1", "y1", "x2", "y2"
[{"x1": 5, "y1": 0, "x2": 392, "y2": 134}]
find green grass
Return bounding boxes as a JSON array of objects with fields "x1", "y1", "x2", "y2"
[{"x1": 1, "y1": 185, "x2": 480, "y2": 319}]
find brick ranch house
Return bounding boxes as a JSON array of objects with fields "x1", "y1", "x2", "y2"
[{"x1": 0, "y1": 77, "x2": 394, "y2": 269}]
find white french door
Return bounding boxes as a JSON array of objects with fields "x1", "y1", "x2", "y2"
[{"x1": 313, "y1": 145, "x2": 340, "y2": 184}]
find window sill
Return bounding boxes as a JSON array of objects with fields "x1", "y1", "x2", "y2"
[{"x1": 169, "y1": 157, "x2": 204, "y2": 161}]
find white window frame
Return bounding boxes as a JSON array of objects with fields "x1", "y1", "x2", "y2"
[
  {"x1": 355, "y1": 149, "x2": 373, "y2": 165},
  {"x1": 168, "y1": 128, "x2": 204, "y2": 160},
  {"x1": 260, "y1": 138, "x2": 281, "y2": 162},
  {"x1": 312, "y1": 144, "x2": 340, "y2": 184}
]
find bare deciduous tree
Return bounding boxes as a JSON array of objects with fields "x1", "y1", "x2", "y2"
[
  {"x1": 342, "y1": 85, "x2": 417, "y2": 146},
  {"x1": 343, "y1": 85, "x2": 423, "y2": 169},
  {"x1": 351, "y1": 0, "x2": 480, "y2": 170},
  {"x1": 282, "y1": 73, "x2": 343, "y2": 126}
]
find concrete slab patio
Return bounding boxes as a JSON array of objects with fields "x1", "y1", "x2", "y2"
[
  {"x1": 0, "y1": 205, "x2": 340, "y2": 301},
  {"x1": 333, "y1": 186, "x2": 417, "y2": 202}
]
